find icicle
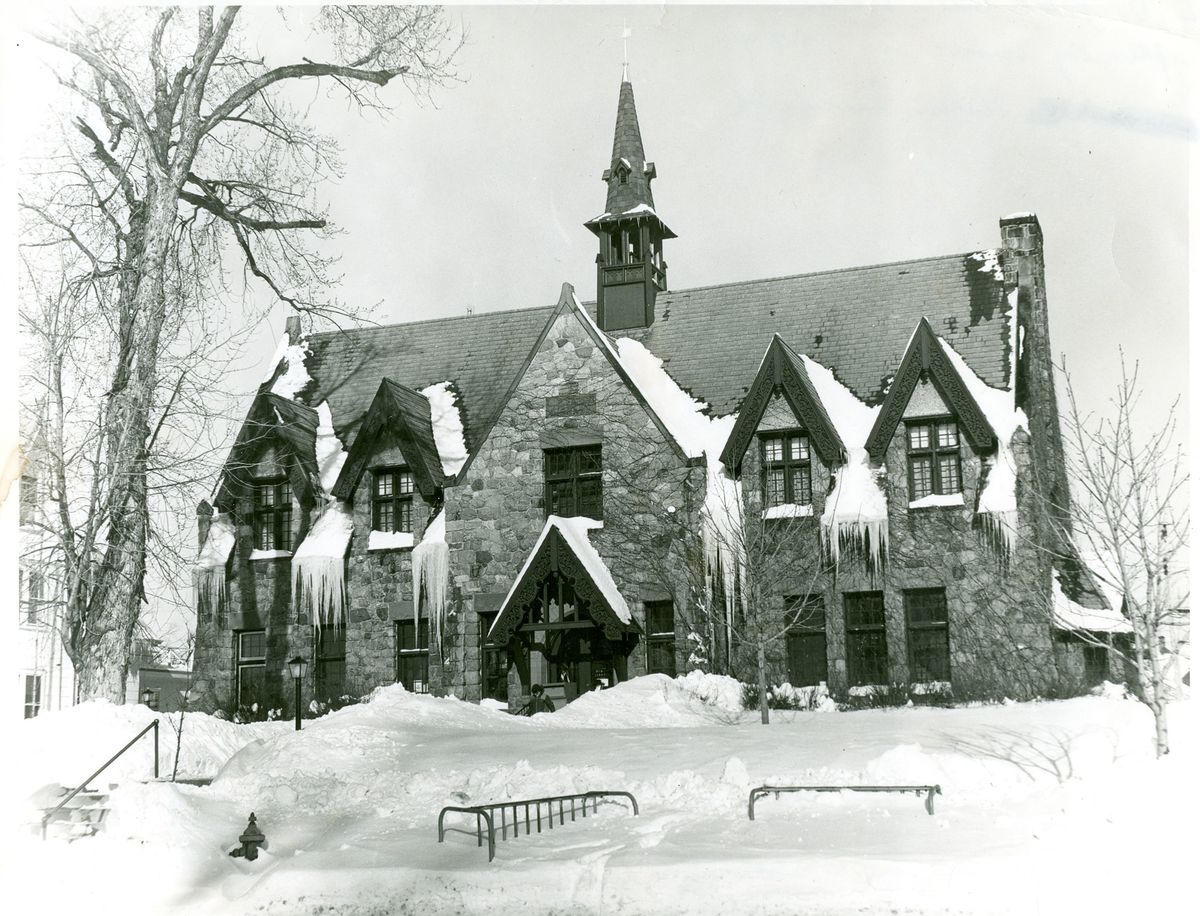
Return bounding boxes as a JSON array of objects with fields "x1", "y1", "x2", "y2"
[
  {"x1": 195, "y1": 514, "x2": 236, "y2": 613},
  {"x1": 820, "y1": 448, "x2": 889, "y2": 570},
  {"x1": 194, "y1": 566, "x2": 227, "y2": 615},
  {"x1": 412, "y1": 511, "x2": 450, "y2": 649},
  {"x1": 292, "y1": 501, "x2": 354, "y2": 630},
  {"x1": 977, "y1": 440, "x2": 1018, "y2": 559}
]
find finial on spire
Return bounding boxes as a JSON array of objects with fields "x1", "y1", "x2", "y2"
[{"x1": 622, "y1": 20, "x2": 631, "y2": 82}]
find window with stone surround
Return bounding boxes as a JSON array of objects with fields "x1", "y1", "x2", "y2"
[
  {"x1": 644, "y1": 600, "x2": 676, "y2": 677},
  {"x1": 396, "y1": 618, "x2": 430, "y2": 693},
  {"x1": 544, "y1": 445, "x2": 603, "y2": 519},
  {"x1": 785, "y1": 594, "x2": 827, "y2": 687},
  {"x1": 906, "y1": 419, "x2": 962, "y2": 501},
  {"x1": 236, "y1": 630, "x2": 267, "y2": 708},
  {"x1": 844, "y1": 591, "x2": 888, "y2": 687},
  {"x1": 372, "y1": 468, "x2": 414, "y2": 533},
  {"x1": 904, "y1": 588, "x2": 950, "y2": 682},
  {"x1": 253, "y1": 478, "x2": 293, "y2": 550},
  {"x1": 478, "y1": 612, "x2": 508, "y2": 702},
  {"x1": 760, "y1": 431, "x2": 812, "y2": 508},
  {"x1": 315, "y1": 624, "x2": 347, "y2": 701}
]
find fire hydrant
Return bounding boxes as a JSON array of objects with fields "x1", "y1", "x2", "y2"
[{"x1": 230, "y1": 812, "x2": 266, "y2": 861}]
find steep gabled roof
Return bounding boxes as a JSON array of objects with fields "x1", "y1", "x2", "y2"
[
  {"x1": 281, "y1": 250, "x2": 1010, "y2": 474},
  {"x1": 330, "y1": 378, "x2": 445, "y2": 501},
  {"x1": 864, "y1": 318, "x2": 998, "y2": 460},
  {"x1": 455, "y1": 284, "x2": 694, "y2": 480},
  {"x1": 488, "y1": 516, "x2": 639, "y2": 645},
  {"x1": 720, "y1": 334, "x2": 845, "y2": 471},
  {"x1": 215, "y1": 391, "x2": 319, "y2": 510}
]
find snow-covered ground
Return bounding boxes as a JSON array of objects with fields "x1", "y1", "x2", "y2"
[{"x1": 6, "y1": 675, "x2": 1193, "y2": 915}]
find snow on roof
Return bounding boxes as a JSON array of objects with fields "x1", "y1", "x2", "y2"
[
  {"x1": 293, "y1": 501, "x2": 353, "y2": 560},
  {"x1": 270, "y1": 340, "x2": 312, "y2": 400},
  {"x1": 1004, "y1": 211, "x2": 1036, "y2": 220},
  {"x1": 969, "y1": 249, "x2": 1005, "y2": 284},
  {"x1": 314, "y1": 402, "x2": 349, "y2": 494},
  {"x1": 420, "y1": 382, "x2": 468, "y2": 477},
  {"x1": 623, "y1": 202, "x2": 657, "y2": 217},
  {"x1": 496, "y1": 516, "x2": 631, "y2": 629},
  {"x1": 1053, "y1": 570, "x2": 1132, "y2": 633},
  {"x1": 614, "y1": 337, "x2": 721, "y2": 460},
  {"x1": 799, "y1": 354, "x2": 879, "y2": 448},
  {"x1": 195, "y1": 514, "x2": 236, "y2": 569}
]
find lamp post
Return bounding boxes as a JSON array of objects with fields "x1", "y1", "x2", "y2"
[{"x1": 288, "y1": 656, "x2": 307, "y2": 731}]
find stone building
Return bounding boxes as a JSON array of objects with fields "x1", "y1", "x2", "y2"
[{"x1": 191, "y1": 77, "x2": 1121, "y2": 717}]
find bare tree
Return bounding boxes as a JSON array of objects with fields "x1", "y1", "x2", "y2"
[
  {"x1": 1044, "y1": 357, "x2": 1188, "y2": 756},
  {"x1": 19, "y1": 7, "x2": 461, "y2": 701}
]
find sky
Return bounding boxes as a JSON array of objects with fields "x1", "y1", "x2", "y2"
[
  {"x1": 240, "y1": 2, "x2": 1191, "y2": 425},
  {"x1": 3, "y1": 1, "x2": 1194, "y2": 647}
]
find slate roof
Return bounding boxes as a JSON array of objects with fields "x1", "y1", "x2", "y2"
[
  {"x1": 634, "y1": 251, "x2": 1012, "y2": 416},
  {"x1": 603, "y1": 80, "x2": 654, "y2": 215},
  {"x1": 299, "y1": 250, "x2": 1011, "y2": 458}
]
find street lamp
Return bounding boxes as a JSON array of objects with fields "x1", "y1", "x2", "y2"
[{"x1": 288, "y1": 656, "x2": 307, "y2": 731}]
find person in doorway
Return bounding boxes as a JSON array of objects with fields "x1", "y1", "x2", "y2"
[{"x1": 521, "y1": 683, "x2": 556, "y2": 716}]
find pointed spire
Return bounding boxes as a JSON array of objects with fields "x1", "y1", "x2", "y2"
[{"x1": 603, "y1": 80, "x2": 656, "y2": 215}]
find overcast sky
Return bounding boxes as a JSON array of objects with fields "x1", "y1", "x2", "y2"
[
  {"x1": 6, "y1": 2, "x2": 1193, "y2": 645},
  {"x1": 239, "y1": 2, "x2": 1191, "y2": 426}
]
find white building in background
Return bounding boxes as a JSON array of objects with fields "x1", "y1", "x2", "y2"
[{"x1": 18, "y1": 469, "x2": 75, "y2": 718}]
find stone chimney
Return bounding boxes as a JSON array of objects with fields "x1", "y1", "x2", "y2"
[
  {"x1": 197, "y1": 499, "x2": 213, "y2": 550},
  {"x1": 284, "y1": 314, "x2": 302, "y2": 343}
]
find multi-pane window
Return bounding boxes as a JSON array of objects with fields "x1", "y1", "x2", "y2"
[
  {"x1": 396, "y1": 618, "x2": 430, "y2": 693},
  {"x1": 24, "y1": 571, "x2": 44, "y2": 625},
  {"x1": 904, "y1": 588, "x2": 951, "y2": 682},
  {"x1": 844, "y1": 592, "x2": 889, "y2": 687},
  {"x1": 20, "y1": 474, "x2": 39, "y2": 525},
  {"x1": 544, "y1": 445, "x2": 603, "y2": 519},
  {"x1": 645, "y1": 600, "x2": 677, "y2": 677},
  {"x1": 315, "y1": 624, "x2": 347, "y2": 701},
  {"x1": 760, "y1": 432, "x2": 812, "y2": 507},
  {"x1": 907, "y1": 419, "x2": 962, "y2": 500},
  {"x1": 253, "y1": 479, "x2": 293, "y2": 550},
  {"x1": 372, "y1": 468, "x2": 414, "y2": 533},
  {"x1": 236, "y1": 630, "x2": 267, "y2": 708},
  {"x1": 24, "y1": 675, "x2": 42, "y2": 719},
  {"x1": 785, "y1": 595, "x2": 827, "y2": 687},
  {"x1": 478, "y1": 612, "x2": 508, "y2": 702}
]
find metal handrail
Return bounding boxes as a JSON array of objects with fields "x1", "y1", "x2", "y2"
[
  {"x1": 41, "y1": 719, "x2": 159, "y2": 839},
  {"x1": 748, "y1": 783, "x2": 942, "y2": 820},
  {"x1": 438, "y1": 790, "x2": 639, "y2": 862}
]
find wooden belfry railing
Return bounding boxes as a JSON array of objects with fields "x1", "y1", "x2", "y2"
[{"x1": 437, "y1": 790, "x2": 639, "y2": 862}]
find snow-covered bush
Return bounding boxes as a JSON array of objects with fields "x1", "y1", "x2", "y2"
[{"x1": 740, "y1": 681, "x2": 836, "y2": 712}]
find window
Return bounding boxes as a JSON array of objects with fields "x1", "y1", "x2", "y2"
[
  {"x1": 760, "y1": 432, "x2": 812, "y2": 508},
  {"x1": 844, "y1": 592, "x2": 888, "y2": 687},
  {"x1": 906, "y1": 419, "x2": 961, "y2": 501},
  {"x1": 24, "y1": 571, "x2": 44, "y2": 625},
  {"x1": 904, "y1": 588, "x2": 950, "y2": 682},
  {"x1": 372, "y1": 468, "x2": 414, "y2": 533},
  {"x1": 236, "y1": 630, "x2": 267, "y2": 708},
  {"x1": 253, "y1": 479, "x2": 293, "y2": 551},
  {"x1": 544, "y1": 445, "x2": 603, "y2": 519},
  {"x1": 479, "y1": 612, "x2": 508, "y2": 702},
  {"x1": 20, "y1": 474, "x2": 38, "y2": 525},
  {"x1": 785, "y1": 595, "x2": 827, "y2": 687},
  {"x1": 24, "y1": 675, "x2": 42, "y2": 719},
  {"x1": 645, "y1": 600, "x2": 676, "y2": 677},
  {"x1": 1083, "y1": 643, "x2": 1108, "y2": 687},
  {"x1": 315, "y1": 625, "x2": 347, "y2": 701},
  {"x1": 396, "y1": 618, "x2": 430, "y2": 693}
]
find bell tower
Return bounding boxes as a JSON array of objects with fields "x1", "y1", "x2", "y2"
[{"x1": 585, "y1": 78, "x2": 675, "y2": 332}]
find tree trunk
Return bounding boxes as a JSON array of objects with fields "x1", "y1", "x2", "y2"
[
  {"x1": 1151, "y1": 699, "x2": 1169, "y2": 758},
  {"x1": 757, "y1": 642, "x2": 769, "y2": 725},
  {"x1": 72, "y1": 184, "x2": 175, "y2": 702}
]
